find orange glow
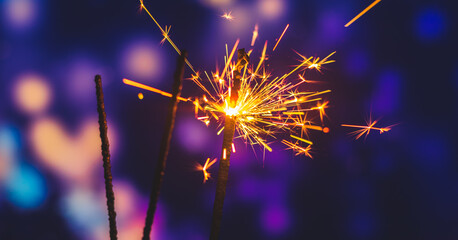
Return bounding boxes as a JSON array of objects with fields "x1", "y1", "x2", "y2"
[
  {"x1": 231, "y1": 143, "x2": 236, "y2": 153},
  {"x1": 322, "y1": 127, "x2": 330, "y2": 133},
  {"x1": 14, "y1": 74, "x2": 51, "y2": 114},
  {"x1": 221, "y1": 11, "x2": 234, "y2": 20},
  {"x1": 272, "y1": 24, "x2": 289, "y2": 51},
  {"x1": 345, "y1": 0, "x2": 382, "y2": 27},
  {"x1": 30, "y1": 118, "x2": 117, "y2": 182},
  {"x1": 138, "y1": 93, "x2": 144, "y2": 100},
  {"x1": 123, "y1": 78, "x2": 188, "y2": 101},
  {"x1": 223, "y1": 148, "x2": 227, "y2": 159}
]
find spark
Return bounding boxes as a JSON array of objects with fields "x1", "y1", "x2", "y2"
[
  {"x1": 290, "y1": 135, "x2": 313, "y2": 145},
  {"x1": 123, "y1": 78, "x2": 188, "y2": 101},
  {"x1": 345, "y1": 0, "x2": 382, "y2": 27},
  {"x1": 311, "y1": 101, "x2": 329, "y2": 123},
  {"x1": 282, "y1": 140, "x2": 313, "y2": 158},
  {"x1": 160, "y1": 25, "x2": 171, "y2": 44},
  {"x1": 298, "y1": 74, "x2": 322, "y2": 84},
  {"x1": 296, "y1": 51, "x2": 336, "y2": 73},
  {"x1": 341, "y1": 116, "x2": 393, "y2": 140},
  {"x1": 251, "y1": 24, "x2": 259, "y2": 46},
  {"x1": 221, "y1": 11, "x2": 234, "y2": 21},
  {"x1": 138, "y1": 93, "x2": 144, "y2": 100},
  {"x1": 273, "y1": 24, "x2": 289, "y2": 51},
  {"x1": 129, "y1": 4, "x2": 335, "y2": 158},
  {"x1": 196, "y1": 158, "x2": 217, "y2": 183},
  {"x1": 139, "y1": 1, "x2": 214, "y2": 98}
]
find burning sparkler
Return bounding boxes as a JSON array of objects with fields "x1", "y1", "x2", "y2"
[
  {"x1": 132, "y1": 1, "x2": 337, "y2": 238},
  {"x1": 131, "y1": 1, "x2": 336, "y2": 156}
]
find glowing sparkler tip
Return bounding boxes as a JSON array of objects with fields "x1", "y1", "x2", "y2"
[
  {"x1": 225, "y1": 106, "x2": 240, "y2": 116},
  {"x1": 322, "y1": 127, "x2": 330, "y2": 133}
]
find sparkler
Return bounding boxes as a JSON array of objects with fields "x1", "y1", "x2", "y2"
[
  {"x1": 94, "y1": 75, "x2": 118, "y2": 240},
  {"x1": 210, "y1": 48, "x2": 249, "y2": 239},
  {"x1": 131, "y1": 1, "x2": 337, "y2": 238},
  {"x1": 142, "y1": 52, "x2": 187, "y2": 240}
]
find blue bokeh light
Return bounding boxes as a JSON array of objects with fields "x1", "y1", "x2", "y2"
[
  {"x1": 414, "y1": 7, "x2": 447, "y2": 42},
  {"x1": 4, "y1": 163, "x2": 47, "y2": 209},
  {"x1": 0, "y1": 125, "x2": 21, "y2": 155}
]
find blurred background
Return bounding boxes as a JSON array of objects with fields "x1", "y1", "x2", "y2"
[{"x1": 1, "y1": 0, "x2": 457, "y2": 239}]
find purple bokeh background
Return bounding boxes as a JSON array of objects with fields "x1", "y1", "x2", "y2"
[{"x1": 1, "y1": 0, "x2": 458, "y2": 239}]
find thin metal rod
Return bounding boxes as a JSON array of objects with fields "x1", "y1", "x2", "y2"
[
  {"x1": 142, "y1": 51, "x2": 188, "y2": 240},
  {"x1": 210, "y1": 49, "x2": 249, "y2": 240},
  {"x1": 95, "y1": 74, "x2": 118, "y2": 240}
]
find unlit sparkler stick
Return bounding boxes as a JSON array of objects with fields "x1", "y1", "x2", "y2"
[
  {"x1": 210, "y1": 49, "x2": 249, "y2": 240},
  {"x1": 94, "y1": 75, "x2": 118, "y2": 240},
  {"x1": 142, "y1": 51, "x2": 187, "y2": 240}
]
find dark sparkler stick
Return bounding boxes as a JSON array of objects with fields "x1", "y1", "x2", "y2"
[
  {"x1": 142, "y1": 51, "x2": 187, "y2": 240},
  {"x1": 94, "y1": 74, "x2": 118, "y2": 240},
  {"x1": 210, "y1": 49, "x2": 249, "y2": 240}
]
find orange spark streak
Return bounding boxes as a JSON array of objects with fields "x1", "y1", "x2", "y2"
[
  {"x1": 123, "y1": 78, "x2": 188, "y2": 101},
  {"x1": 196, "y1": 158, "x2": 217, "y2": 183},
  {"x1": 139, "y1": 1, "x2": 214, "y2": 99},
  {"x1": 272, "y1": 24, "x2": 289, "y2": 51},
  {"x1": 251, "y1": 24, "x2": 259, "y2": 46},
  {"x1": 345, "y1": 0, "x2": 382, "y2": 27},
  {"x1": 311, "y1": 101, "x2": 329, "y2": 123},
  {"x1": 341, "y1": 120, "x2": 392, "y2": 140},
  {"x1": 282, "y1": 140, "x2": 312, "y2": 158},
  {"x1": 220, "y1": 39, "x2": 240, "y2": 80},
  {"x1": 231, "y1": 143, "x2": 236, "y2": 153}
]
